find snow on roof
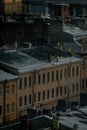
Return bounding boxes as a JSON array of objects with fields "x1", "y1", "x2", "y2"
[
  {"x1": 0, "y1": 69, "x2": 18, "y2": 82},
  {"x1": 0, "y1": 46, "x2": 82, "y2": 74}
]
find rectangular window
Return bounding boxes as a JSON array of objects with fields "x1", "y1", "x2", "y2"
[
  {"x1": 47, "y1": 90, "x2": 49, "y2": 99},
  {"x1": 29, "y1": 76, "x2": 32, "y2": 86},
  {"x1": 19, "y1": 78, "x2": 22, "y2": 89},
  {"x1": 7, "y1": 104, "x2": 10, "y2": 114},
  {"x1": 76, "y1": 66, "x2": 79, "y2": 76},
  {"x1": 56, "y1": 87, "x2": 58, "y2": 97},
  {"x1": 34, "y1": 93, "x2": 36, "y2": 103},
  {"x1": 43, "y1": 91, "x2": 45, "y2": 100},
  {"x1": 82, "y1": 79, "x2": 84, "y2": 88},
  {"x1": 19, "y1": 97, "x2": 22, "y2": 107},
  {"x1": 52, "y1": 71, "x2": 54, "y2": 81},
  {"x1": 0, "y1": 106, "x2": 2, "y2": 115},
  {"x1": 12, "y1": 103, "x2": 15, "y2": 112},
  {"x1": 60, "y1": 69, "x2": 62, "y2": 80},
  {"x1": 60, "y1": 87, "x2": 62, "y2": 96},
  {"x1": 24, "y1": 95, "x2": 27, "y2": 106},
  {"x1": 12, "y1": 85, "x2": 15, "y2": 93},
  {"x1": 6, "y1": 86, "x2": 10, "y2": 95},
  {"x1": 72, "y1": 83, "x2": 75, "y2": 93},
  {"x1": 43, "y1": 73, "x2": 45, "y2": 83},
  {"x1": 72, "y1": 67, "x2": 75, "y2": 77},
  {"x1": 29, "y1": 94, "x2": 31, "y2": 104},
  {"x1": 47, "y1": 72, "x2": 50, "y2": 82},
  {"x1": 76, "y1": 83, "x2": 79, "y2": 91},
  {"x1": 38, "y1": 92, "x2": 40, "y2": 102},
  {"x1": 0, "y1": 86, "x2": 2, "y2": 96},
  {"x1": 52, "y1": 88, "x2": 54, "y2": 98},
  {"x1": 24, "y1": 77, "x2": 27, "y2": 87},
  {"x1": 56, "y1": 70, "x2": 59, "y2": 80},
  {"x1": 64, "y1": 68, "x2": 66, "y2": 78},
  {"x1": 64, "y1": 86, "x2": 66, "y2": 95},
  {"x1": 38, "y1": 74, "x2": 41, "y2": 84},
  {"x1": 86, "y1": 78, "x2": 87, "y2": 88}
]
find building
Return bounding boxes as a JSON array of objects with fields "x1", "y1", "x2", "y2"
[
  {"x1": 0, "y1": 46, "x2": 82, "y2": 119},
  {"x1": 0, "y1": 69, "x2": 18, "y2": 125},
  {"x1": 4, "y1": 0, "x2": 22, "y2": 15}
]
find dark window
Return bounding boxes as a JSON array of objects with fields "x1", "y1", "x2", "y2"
[
  {"x1": 0, "y1": 106, "x2": 2, "y2": 115},
  {"x1": 47, "y1": 90, "x2": 49, "y2": 99},
  {"x1": 34, "y1": 93, "x2": 36, "y2": 102},
  {"x1": 52, "y1": 71, "x2": 54, "y2": 81},
  {"x1": 43, "y1": 73, "x2": 45, "y2": 83},
  {"x1": 12, "y1": 103, "x2": 15, "y2": 112},
  {"x1": 60, "y1": 87, "x2": 62, "y2": 96},
  {"x1": 38, "y1": 74, "x2": 41, "y2": 84},
  {"x1": 24, "y1": 95, "x2": 27, "y2": 106},
  {"x1": 86, "y1": 78, "x2": 87, "y2": 88},
  {"x1": 64, "y1": 68, "x2": 66, "y2": 78},
  {"x1": 19, "y1": 78, "x2": 22, "y2": 89},
  {"x1": 52, "y1": 88, "x2": 54, "y2": 98},
  {"x1": 56, "y1": 87, "x2": 58, "y2": 97},
  {"x1": 47, "y1": 72, "x2": 50, "y2": 82},
  {"x1": 24, "y1": 77, "x2": 27, "y2": 87},
  {"x1": 76, "y1": 66, "x2": 79, "y2": 76},
  {"x1": 82, "y1": 79, "x2": 84, "y2": 88},
  {"x1": 19, "y1": 97, "x2": 22, "y2": 107},
  {"x1": 43, "y1": 91, "x2": 45, "y2": 100},
  {"x1": 29, "y1": 76, "x2": 32, "y2": 86},
  {"x1": 6, "y1": 86, "x2": 10, "y2": 95},
  {"x1": 72, "y1": 83, "x2": 75, "y2": 93},
  {"x1": 38, "y1": 92, "x2": 41, "y2": 102},
  {"x1": 72, "y1": 67, "x2": 75, "y2": 77},
  {"x1": 60, "y1": 69, "x2": 62, "y2": 80},
  {"x1": 12, "y1": 85, "x2": 15, "y2": 93},
  {"x1": 7, "y1": 104, "x2": 10, "y2": 113},
  {"x1": 76, "y1": 83, "x2": 79, "y2": 91},
  {"x1": 64, "y1": 86, "x2": 66, "y2": 95},
  {"x1": 29, "y1": 94, "x2": 31, "y2": 104},
  {"x1": 0, "y1": 86, "x2": 2, "y2": 96},
  {"x1": 56, "y1": 70, "x2": 59, "y2": 80}
]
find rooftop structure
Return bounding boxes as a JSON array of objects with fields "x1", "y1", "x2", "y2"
[{"x1": 0, "y1": 46, "x2": 81, "y2": 74}]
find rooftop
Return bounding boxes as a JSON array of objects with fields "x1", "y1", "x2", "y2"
[
  {"x1": 0, "y1": 69, "x2": 18, "y2": 82},
  {"x1": 0, "y1": 46, "x2": 82, "y2": 74}
]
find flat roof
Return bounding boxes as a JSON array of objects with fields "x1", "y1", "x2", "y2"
[{"x1": 0, "y1": 46, "x2": 82, "y2": 74}]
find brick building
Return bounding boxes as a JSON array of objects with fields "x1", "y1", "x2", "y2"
[
  {"x1": 0, "y1": 46, "x2": 82, "y2": 119},
  {"x1": 0, "y1": 70, "x2": 18, "y2": 125}
]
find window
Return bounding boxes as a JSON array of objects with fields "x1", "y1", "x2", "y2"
[
  {"x1": 6, "y1": 86, "x2": 10, "y2": 95},
  {"x1": 47, "y1": 72, "x2": 50, "y2": 82},
  {"x1": 52, "y1": 88, "x2": 54, "y2": 98},
  {"x1": 24, "y1": 95, "x2": 27, "y2": 106},
  {"x1": 76, "y1": 66, "x2": 79, "y2": 76},
  {"x1": 12, "y1": 103, "x2": 15, "y2": 112},
  {"x1": 47, "y1": 90, "x2": 49, "y2": 99},
  {"x1": 82, "y1": 79, "x2": 84, "y2": 88},
  {"x1": 72, "y1": 83, "x2": 75, "y2": 93},
  {"x1": 64, "y1": 86, "x2": 66, "y2": 95},
  {"x1": 29, "y1": 76, "x2": 32, "y2": 86},
  {"x1": 0, "y1": 86, "x2": 2, "y2": 96},
  {"x1": 19, "y1": 97, "x2": 22, "y2": 107},
  {"x1": 56, "y1": 87, "x2": 58, "y2": 97},
  {"x1": 7, "y1": 104, "x2": 10, "y2": 114},
  {"x1": 38, "y1": 74, "x2": 41, "y2": 84},
  {"x1": 60, "y1": 69, "x2": 62, "y2": 80},
  {"x1": 86, "y1": 78, "x2": 87, "y2": 88},
  {"x1": 0, "y1": 106, "x2": 2, "y2": 115},
  {"x1": 38, "y1": 92, "x2": 41, "y2": 102},
  {"x1": 24, "y1": 77, "x2": 27, "y2": 87},
  {"x1": 43, "y1": 73, "x2": 45, "y2": 83},
  {"x1": 52, "y1": 71, "x2": 54, "y2": 81},
  {"x1": 34, "y1": 93, "x2": 36, "y2": 102},
  {"x1": 29, "y1": 94, "x2": 31, "y2": 104},
  {"x1": 64, "y1": 68, "x2": 66, "y2": 78},
  {"x1": 56, "y1": 70, "x2": 59, "y2": 80},
  {"x1": 12, "y1": 85, "x2": 15, "y2": 93},
  {"x1": 72, "y1": 67, "x2": 75, "y2": 77},
  {"x1": 43, "y1": 91, "x2": 45, "y2": 100},
  {"x1": 19, "y1": 78, "x2": 22, "y2": 89},
  {"x1": 60, "y1": 87, "x2": 62, "y2": 96},
  {"x1": 76, "y1": 83, "x2": 79, "y2": 92}
]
